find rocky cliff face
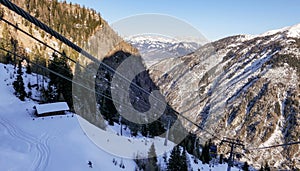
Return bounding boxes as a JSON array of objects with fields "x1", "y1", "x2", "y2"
[{"x1": 148, "y1": 24, "x2": 300, "y2": 169}]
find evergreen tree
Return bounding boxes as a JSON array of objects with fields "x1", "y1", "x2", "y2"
[
  {"x1": 167, "y1": 146, "x2": 189, "y2": 171},
  {"x1": 163, "y1": 152, "x2": 167, "y2": 163},
  {"x1": 219, "y1": 154, "x2": 224, "y2": 164},
  {"x1": 242, "y1": 162, "x2": 250, "y2": 171},
  {"x1": 13, "y1": 74, "x2": 27, "y2": 101},
  {"x1": 201, "y1": 141, "x2": 211, "y2": 164},
  {"x1": 264, "y1": 162, "x2": 270, "y2": 171},
  {"x1": 167, "y1": 146, "x2": 181, "y2": 171},
  {"x1": 13, "y1": 60, "x2": 27, "y2": 101},
  {"x1": 194, "y1": 138, "x2": 201, "y2": 161},
  {"x1": 48, "y1": 51, "x2": 73, "y2": 108},
  {"x1": 29, "y1": 24, "x2": 33, "y2": 35},
  {"x1": 26, "y1": 63, "x2": 32, "y2": 74},
  {"x1": 2, "y1": 23, "x2": 11, "y2": 51},
  {"x1": 100, "y1": 89, "x2": 117, "y2": 126},
  {"x1": 10, "y1": 38, "x2": 18, "y2": 68},
  {"x1": 148, "y1": 119, "x2": 165, "y2": 137},
  {"x1": 146, "y1": 143, "x2": 158, "y2": 171},
  {"x1": 5, "y1": 53, "x2": 12, "y2": 64},
  {"x1": 180, "y1": 148, "x2": 188, "y2": 171},
  {"x1": 17, "y1": 60, "x2": 22, "y2": 75},
  {"x1": 44, "y1": 84, "x2": 58, "y2": 102},
  {"x1": 141, "y1": 124, "x2": 149, "y2": 137}
]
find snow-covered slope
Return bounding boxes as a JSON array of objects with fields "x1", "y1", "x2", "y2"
[
  {"x1": 0, "y1": 64, "x2": 137, "y2": 171},
  {"x1": 149, "y1": 23, "x2": 300, "y2": 170},
  {"x1": 258, "y1": 23, "x2": 300, "y2": 38},
  {"x1": 0, "y1": 63, "x2": 243, "y2": 170},
  {"x1": 127, "y1": 35, "x2": 201, "y2": 67}
]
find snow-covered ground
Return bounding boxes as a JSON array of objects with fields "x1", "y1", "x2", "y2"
[
  {"x1": 0, "y1": 64, "x2": 137, "y2": 171},
  {"x1": 0, "y1": 63, "x2": 241, "y2": 171}
]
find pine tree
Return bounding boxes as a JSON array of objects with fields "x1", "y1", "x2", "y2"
[
  {"x1": 2, "y1": 23, "x2": 11, "y2": 50},
  {"x1": 48, "y1": 51, "x2": 73, "y2": 108},
  {"x1": 194, "y1": 138, "x2": 201, "y2": 160},
  {"x1": 167, "y1": 146, "x2": 189, "y2": 171},
  {"x1": 219, "y1": 154, "x2": 224, "y2": 164},
  {"x1": 17, "y1": 60, "x2": 22, "y2": 75},
  {"x1": 29, "y1": 24, "x2": 33, "y2": 35},
  {"x1": 242, "y1": 162, "x2": 250, "y2": 171},
  {"x1": 264, "y1": 162, "x2": 270, "y2": 171},
  {"x1": 201, "y1": 142, "x2": 211, "y2": 164},
  {"x1": 26, "y1": 63, "x2": 32, "y2": 74},
  {"x1": 11, "y1": 38, "x2": 18, "y2": 68},
  {"x1": 163, "y1": 152, "x2": 167, "y2": 163},
  {"x1": 100, "y1": 89, "x2": 116, "y2": 126},
  {"x1": 13, "y1": 60, "x2": 27, "y2": 101},
  {"x1": 146, "y1": 143, "x2": 158, "y2": 171},
  {"x1": 5, "y1": 53, "x2": 12, "y2": 64},
  {"x1": 148, "y1": 119, "x2": 165, "y2": 137},
  {"x1": 167, "y1": 146, "x2": 181, "y2": 171},
  {"x1": 180, "y1": 148, "x2": 188, "y2": 171},
  {"x1": 44, "y1": 84, "x2": 58, "y2": 102}
]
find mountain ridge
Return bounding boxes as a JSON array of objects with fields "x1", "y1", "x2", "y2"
[
  {"x1": 126, "y1": 34, "x2": 201, "y2": 67},
  {"x1": 148, "y1": 23, "x2": 300, "y2": 170}
]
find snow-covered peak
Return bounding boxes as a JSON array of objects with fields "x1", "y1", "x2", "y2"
[
  {"x1": 126, "y1": 34, "x2": 203, "y2": 45},
  {"x1": 236, "y1": 23, "x2": 300, "y2": 42},
  {"x1": 258, "y1": 23, "x2": 300, "y2": 38},
  {"x1": 259, "y1": 26, "x2": 289, "y2": 37},
  {"x1": 286, "y1": 23, "x2": 300, "y2": 38},
  {"x1": 126, "y1": 34, "x2": 201, "y2": 67},
  {"x1": 126, "y1": 35, "x2": 180, "y2": 44}
]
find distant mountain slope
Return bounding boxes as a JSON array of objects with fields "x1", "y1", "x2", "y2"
[
  {"x1": 148, "y1": 23, "x2": 300, "y2": 170},
  {"x1": 127, "y1": 35, "x2": 200, "y2": 67}
]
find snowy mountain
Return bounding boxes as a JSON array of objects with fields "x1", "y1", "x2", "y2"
[
  {"x1": 3, "y1": 1, "x2": 291, "y2": 170},
  {"x1": 148, "y1": 23, "x2": 300, "y2": 170},
  {"x1": 126, "y1": 35, "x2": 201, "y2": 67},
  {"x1": 0, "y1": 63, "x2": 245, "y2": 170}
]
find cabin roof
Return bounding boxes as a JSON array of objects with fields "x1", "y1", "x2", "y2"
[{"x1": 35, "y1": 102, "x2": 69, "y2": 115}]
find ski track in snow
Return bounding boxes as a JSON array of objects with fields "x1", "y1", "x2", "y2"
[
  {"x1": 33, "y1": 133, "x2": 51, "y2": 171},
  {"x1": 0, "y1": 116, "x2": 50, "y2": 171}
]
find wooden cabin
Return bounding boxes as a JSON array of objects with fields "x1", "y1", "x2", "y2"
[{"x1": 34, "y1": 102, "x2": 69, "y2": 117}]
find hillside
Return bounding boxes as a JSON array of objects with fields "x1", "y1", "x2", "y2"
[
  {"x1": 149, "y1": 24, "x2": 300, "y2": 170},
  {"x1": 2, "y1": 0, "x2": 298, "y2": 170},
  {"x1": 0, "y1": 0, "x2": 139, "y2": 132},
  {"x1": 0, "y1": 63, "x2": 242, "y2": 171},
  {"x1": 0, "y1": 1, "x2": 240, "y2": 170},
  {"x1": 0, "y1": 0, "x2": 137, "y2": 69}
]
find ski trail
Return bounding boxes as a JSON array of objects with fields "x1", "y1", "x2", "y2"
[
  {"x1": 0, "y1": 117, "x2": 32, "y2": 150},
  {"x1": 0, "y1": 116, "x2": 50, "y2": 171},
  {"x1": 35, "y1": 134, "x2": 51, "y2": 171}
]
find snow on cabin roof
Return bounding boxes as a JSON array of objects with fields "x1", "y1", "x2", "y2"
[{"x1": 35, "y1": 102, "x2": 69, "y2": 115}]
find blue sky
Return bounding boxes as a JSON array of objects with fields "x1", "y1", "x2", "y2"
[{"x1": 66, "y1": 0, "x2": 300, "y2": 41}]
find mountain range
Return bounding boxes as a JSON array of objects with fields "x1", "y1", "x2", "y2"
[
  {"x1": 148, "y1": 23, "x2": 300, "y2": 169},
  {"x1": 1, "y1": 0, "x2": 300, "y2": 170},
  {"x1": 126, "y1": 35, "x2": 201, "y2": 67}
]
